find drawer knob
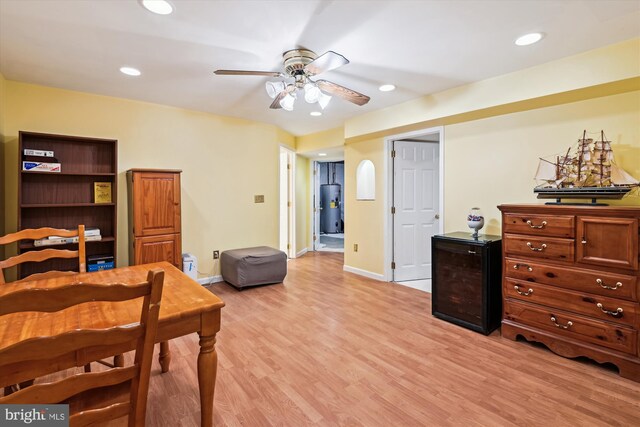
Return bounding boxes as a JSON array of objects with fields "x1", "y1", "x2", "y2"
[
  {"x1": 550, "y1": 316, "x2": 573, "y2": 329},
  {"x1": 514, "y1": 285, "x2": 533, "y2": 296},
  {"x1": 596, "y1": 303, "x2": 624, "y2": 317},
  {"x1": 513, "y1": 263, "x2": 533, "y2": 272},
  {"x1": 526, "y1": 242, "x2": 547, "y2": 252},
  {"x1": 596, "y1": 278, "x2": 623, "y2": 290},
  {"x1": 526, "y1": 220, "x2": 547, "y2": 229}
]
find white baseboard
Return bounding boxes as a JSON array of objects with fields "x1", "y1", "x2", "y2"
[
  {"x1": 343, "y1": 265, "x2": 386, "y2": 281},
  {"x1": 396, "y1": 279, "x2": 432, "y2": 293},
  {"x1": 197, "y1": 275, "x2": 224, "y2": 286},
  {"x1": 296, "y1": 248, "x2": 308, "y2": 258}
]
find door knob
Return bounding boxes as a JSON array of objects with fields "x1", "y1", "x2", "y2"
[{"x1": 435, "y1": 214, "x2": 440, "y2": 219}]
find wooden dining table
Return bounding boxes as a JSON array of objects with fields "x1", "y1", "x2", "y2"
[{"x1": 0, "y1": 261, "x2": 225, "y2": 426}]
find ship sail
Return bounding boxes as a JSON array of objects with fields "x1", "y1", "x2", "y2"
[
  {"x1": 535, "y1": 158, "x2": 559, "y2": 185},
  {"x1": 611, "y1": 162, "x2": 640, "y2": 186}
]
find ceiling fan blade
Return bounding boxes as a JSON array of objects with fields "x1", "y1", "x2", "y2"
[
  {"x1": 304, "y1": 51, "x2": 349, "y2": 75},
  {"x1": 269, "y1": 91, "x2": 287, "y2": 109},
  {"x1": 316, "y1": 80, "x2": 370, "y2": 106},
  {"x1": 214, "y1": 70, "x2": 285, "y2": 77}
]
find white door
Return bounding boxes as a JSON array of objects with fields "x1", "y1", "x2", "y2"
[
  {"x1": 392, "y1": 141, "x2": 439, "y2": 281},
  {"x1": 313, "y1": 161, "x2": 321, "y2": 250}
]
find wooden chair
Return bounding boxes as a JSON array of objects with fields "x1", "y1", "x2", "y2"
[
  {"x1": 0, "y1": 268, "x2": 164, "y2": 427},
  {"x1": 0, "y1": 225, "x2": 122, "y2": 387},
  {"x1": 0, "y1": 225, "x2": 86, "y2": 284}
]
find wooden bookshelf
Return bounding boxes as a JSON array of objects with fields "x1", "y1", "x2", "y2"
[{"x1": 18, "y1": 131, "x2": 118, "y2": 279}]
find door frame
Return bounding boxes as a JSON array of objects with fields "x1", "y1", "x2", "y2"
[
  {"x1": 279, "y1": 145, "x2": 296, "y2": 258},
  {"x1": 384, "y1": 126, "x2": 445, "y2": 282}
]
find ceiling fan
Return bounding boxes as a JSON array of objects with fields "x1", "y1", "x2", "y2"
[{"x1": 214, "y1": 49, "x2": 370, "y2": 111}]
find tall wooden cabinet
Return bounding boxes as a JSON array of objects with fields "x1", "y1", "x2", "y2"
[
  {"x1": 127, "y1": 169, "x2": 182, "y2": 269},
  {"x1": 499, "y1": 204, "x2": 640, "y2": 382},
  {"x1": 18, "y1": 131, "x2": 117, "y2": 279}
]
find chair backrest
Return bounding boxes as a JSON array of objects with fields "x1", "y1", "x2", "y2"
[
  {"x1": 0, "y1": 268, "x2": 164, "y2": 427},
  {"x1": 0, "y1": 225, "x2": 86, "y2": 284}
]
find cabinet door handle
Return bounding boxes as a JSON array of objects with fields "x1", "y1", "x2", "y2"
[
  {"x1": 550, "y1": 316, "x2": 573, "y2": 329},
  {"x1": 596, "y1": 278, "x2": 623, "y2": 290},
  {"x1": 526, "y1": 220, "x2": 547, "y2": 229},
  {"x1": 468, "y1": 250, "x2": 477, "y2": 254},
  {"x1": 526, "y1": 242, "x2": 547, "y2": 252},
  {"x1": 596, "y1": 303, "x2": 624, "y2": 317},
  {"x1": 514, "y1": 285, "x2": 533, "y2": 296},
  {"x1": 513, "y1": 263, "x2": 533, "y2": 272}
]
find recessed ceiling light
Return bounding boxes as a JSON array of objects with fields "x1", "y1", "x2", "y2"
[
  {"x1": 515, "y1": 32, "x2": 544, "y2": 46},
  {"x1": 141, "y1": 0, "x2": 173, "y2": 15},
  {"x1": 120, "y1": 66, "x2": 141, "y2": 76},
  {"x1": 310, "y1": 111, "x2": 322, "y2": 117},
  {"x1": 318, "y1": 153, "x2": 327, "y2": 157},
  {"x1": 379, "y1": 84, "x2": 396, "y2": 92}
]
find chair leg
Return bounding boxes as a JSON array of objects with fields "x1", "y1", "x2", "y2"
[
  {"x1": 159, "y1": 341, "x2": 171, "y2": 373},
  {"x1": 84, "y1": 364, "x2": 92, "y2": 373}
]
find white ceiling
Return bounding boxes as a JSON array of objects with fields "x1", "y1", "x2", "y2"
[{"x1": 1, "y1": 0, "x2": 639, "y2": 136}]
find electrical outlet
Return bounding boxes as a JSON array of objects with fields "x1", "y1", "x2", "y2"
[
  {"x1": 213, "y1": 250, "x2": 220, "y2": 259},
  {"x1": 353, "y1": 243, "x2": 358, "y2": 252},
  {"x1": 254, "y1": 195, "x2": 265, "y2": 203}
]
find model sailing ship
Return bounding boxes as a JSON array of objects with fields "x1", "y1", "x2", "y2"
[{"x1": 534, "y1": 130, "x2": 639, "y2": 204}]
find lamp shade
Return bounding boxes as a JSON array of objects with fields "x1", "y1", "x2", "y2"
[
  {"x1": 265, "y1": 81, "x2": 286, "y2": 99},
  {"x1": 318, "y1": 91, "x2": 331, "y2": 109},
  {"x1": 279, "y1": 92, "x2": 296, "y2": 111},
  {"x1": 304, "y1": 83, "x2": 321, "y2": 103}
]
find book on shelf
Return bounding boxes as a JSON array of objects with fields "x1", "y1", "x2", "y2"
[
  {"x1": 34, "y1": 234, "x2": 102, "y2": 247},
  {"x1": 22, "y1": 161, "x2": 61, "y2": 172},
  {"x1": 47, "y1": 227, "x2": 101, "y2": 239},
  {"x1": 94, "y1": 182, "x2": 112, "y2": 203},
  {"x1": 24, "y1": 149, "x2": 55, "y2": 157}
]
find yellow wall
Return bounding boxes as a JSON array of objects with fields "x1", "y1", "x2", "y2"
[
  {"x1": 444, "y1": 91, "x2": 640, "y2": 237},
  {"x1": 295, "y1": 155, "x2": 309, "y2": 254},
  {"x1": 296, "y1": 126, "x2": 344, "y2": 153},
  {"x1": 346, "y1": 38, "x2": 640, "y2": 140},
  {"x1": 344, "y1": 137, "x2": 385, "y2": 274},
  {"x1": 3, "y1": 80, "x2": 295, "y2": 277},
  {"x1": 0, "y1": 73, "x2": 6, "y2": 260}
]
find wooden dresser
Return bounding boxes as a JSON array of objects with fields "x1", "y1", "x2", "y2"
[
  {"x1": 127, "y1": 169, "x2": 182, "y2": 269},
  {"x1": 498, "y1": 204, "x2": 640, "y2": 381}
]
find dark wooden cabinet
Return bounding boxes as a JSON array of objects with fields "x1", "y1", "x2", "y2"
[
  {"x1": 127, "y1": 169, "x2": 182, "y2": 269},
  {"x1": 499, "y1": 204, "x2": 640, "y2": 382},
  {"x1": 432, "y1": 232, "x2": 502, "y2": 335},
  {"x1": 18, "y1": 131, "x2": 117, "y2": 279}
]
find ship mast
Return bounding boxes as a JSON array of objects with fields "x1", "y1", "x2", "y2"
[
  {"x1": 577, "y1": 129, "x2": 586, "y2": 183},
  {"x1": 599, "y1": 130, "x2": 605, "y2": 186}
]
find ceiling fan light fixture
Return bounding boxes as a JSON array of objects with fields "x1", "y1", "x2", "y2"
[
  {"x1": 379, "y1": 84, "x2": 396, "y2": 92},
  {"x1": 310, "y1": 111, "x2": 322, "y2": 117},
  {"x1": 304, "y1": 83, "x2": 321, "y2": 104},
  {"x1": 318, "y1": 92, "x2": 331, "y2": 109},
  {"x1": 280, "y1": 92, "x2": 296, "y2": 111},
  {"x1": 265, "y1": 81, "x2": 286, "y2": 99}
]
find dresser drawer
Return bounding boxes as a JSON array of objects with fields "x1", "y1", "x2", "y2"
[
  {"x1": 503, "y1": 234, "x2": 574, "y2": 262},
  {"x1": 504, "y1": 300, "x2": 637, "y2": 355},
  {"x1": 505, "y1": 257, "x2": 638, "y2": 301},
  {"x1": 504, "y1": 278, "x2": 639, "y2": 327},
  {"x1": 503, "y1": 213, "x2": 574, "y2": 238}
]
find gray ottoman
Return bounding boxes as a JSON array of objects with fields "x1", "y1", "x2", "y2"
[{"x1": 220, "y1": 246, "x2": 287, "y2": 289}]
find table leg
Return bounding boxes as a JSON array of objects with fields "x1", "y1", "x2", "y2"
[
  {"x1": 198, "y1": 311, "x2": 220, "y2": 427},
  {"x1": 159, "y1": 341, "x2": 171, "y2": 373}
]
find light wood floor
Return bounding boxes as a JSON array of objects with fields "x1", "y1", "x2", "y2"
[{"x1": 33, "y1": 252, "x2": 640, "y2": 425}]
